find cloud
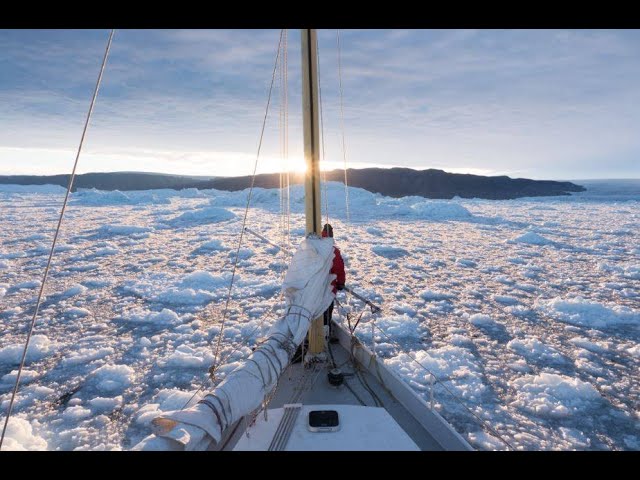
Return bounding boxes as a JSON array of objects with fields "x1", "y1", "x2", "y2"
[{"x1": 1, "y1": 29, "x2": 639, "y2": 179}]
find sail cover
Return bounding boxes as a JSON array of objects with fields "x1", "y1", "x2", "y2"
[{"x1": 134, "y1": 235, "x2": 336, "y2": 450}]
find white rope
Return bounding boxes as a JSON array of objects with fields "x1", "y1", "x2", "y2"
[
  {"x1": 0, "y1": 28, "x2": 115, "y2": 451},
  {"x1": 284, "y1": 29, "x2": 291, "y2": 257},
  {"x1": 280, "y1": 29, "x2": 291, "y2": 268},
  {"x1": 282, "y1": 29, "x2": 292, "y2": 270},
  {"x1": 280, "y1": 31, "x2": 292, "y2": 255},
  {"x1": 336, "y1": 29, "x2": 351, "y2": 225},
  {"x1": 278, "y1": 32, "x2": 285, "y2": 258},
  {"x1": 315, "y1": 33, "x2": 330, "y2": 227}
]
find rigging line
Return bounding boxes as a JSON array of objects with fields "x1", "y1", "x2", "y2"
[
  {"x1": 279, "y1": 36, "x2": 285, "y2": 255},
  {"x1": 284, "y1": 29, "x2": 291, "y2": 256},
  {"x1": 370, "y1": 323, "x2": 516, "y2": 451},
  {"x1": 327, "y1": 341, "x2": 367, "y2": 406},
  {"x1": 333, "y1": 296, "x2": 514, "y2": 449},
  {"x1": 282, "y1": 30, "x2": 291, "y2": 270},
  {"x1": 334, "y1": 304, "x2": 383, "y2": 408},
  {"x1": 336, "y1": 29, "x2": 351, "y2": 225},
  {"x1": 281, "y1": 31, "x2": 290, "y2": 255},
  {"x1": 281, "y1": 29, "x2": 291, "y2": 266},
  {"x1": 279, "y1": 42, "x2": 284, "y2": 269},
  {"x1": 315, "y1": 34, "x2": 330, "y2": 227},
  {"x1": 0, "y1": 28, "x2": 115, "y2": 451},
  {"x1": 353, "y1": 362, "x2": 383, "y2": 408},
  {"x1": 210, "y1": 29, "x2": 285, "y2": 384},
  {"x1": 213, "y1": 290, "x2": 285, "y2": 381},
  {"x1": 206, "y1": 234, "x2": 291, "y2": 388},
  {"x1": 185, "y1": 289, "x2": 287, "y2": 412}
]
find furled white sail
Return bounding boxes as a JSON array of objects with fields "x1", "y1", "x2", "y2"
[{"x1": 134, "y1": 235, "x2": 336, "y2": 451}]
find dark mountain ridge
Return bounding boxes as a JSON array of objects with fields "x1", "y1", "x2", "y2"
[{"x1": 0, "y1": 168, "x2": 585, "y2": 200}]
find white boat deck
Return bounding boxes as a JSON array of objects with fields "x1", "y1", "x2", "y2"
[
  {"x1": 220, "y1": 322, "x2": 472, "y2": 451},
  {"x1": 233, "y1": 404, "x2": 420, "y2": 451}
]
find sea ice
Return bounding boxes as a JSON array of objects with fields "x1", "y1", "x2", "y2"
[
  {"x1": 164, "y1": 206, "x2": 235, "y2": 226},
  {"x1": 468, "y1": 313, "x2": 496, "y2": 327},
  {"x1": 511, "y1": 373, "x2": 601, "y2": 418},
  {"x1": 91, "y1": 364, "x2": 135, "y2": 393},
  {"x1": 119, "y1": 308, "x2": 182, "y2": 325},
  {"x1": 507, "y1": 338, "x2": 566, "y2": 364},
  {"x1": 0, "y1": 416, "x2": 48, "y2": 450},
  {"x1": 509, "y1": 231, "x2": 553, "y2": 245},
  {"x1": 535, "y1": 296, "x2": 639, "y2": 328},
  {"x1": 371, "y1": 245, "x2": 409, "y2": 259},
  {"x1": 420, "y1": 289, "x2": 455, "y2": 301},
  {"x1": 1, "y1": 181, "x2": 638, "y2": 450},
  {"x1": 0, "y1": 335, "x2": 58, "y2": 365}
]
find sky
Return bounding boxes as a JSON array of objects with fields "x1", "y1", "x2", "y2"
[{"x1": 1, "y1": 29, "x2": 639, "y2": 180}]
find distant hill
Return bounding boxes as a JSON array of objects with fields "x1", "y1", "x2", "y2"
[
  {"x1": 0, "y1": 172, "x2": 209, "y2": 192},
  {"x1": 202, "y1": 168, "x2": 585, "y2": 199},
  {"x1": 0, "y1": 168, "x2": 585, "y2": 200}
]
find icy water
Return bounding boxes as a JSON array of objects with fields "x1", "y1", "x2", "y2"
[{"x1": 0, "y1": 180, "x2": 638, "y2": 450}]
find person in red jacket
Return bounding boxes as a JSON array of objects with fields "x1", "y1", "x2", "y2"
[
  {"x1": 292, "y1": 223, "x2": 347, "y2": 362},
  {"x1": 321, "y1": 223, "x2": 345, "y2": 331}
]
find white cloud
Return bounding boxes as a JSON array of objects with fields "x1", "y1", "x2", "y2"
[{"x1": 1, "y1": 29, "x2": 639, "y2": 179}]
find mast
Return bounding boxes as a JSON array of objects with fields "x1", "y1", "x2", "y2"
[
  {"x1": 301, "y1": 29, "x2": 322, "y2": 235},
  {"x1": 301, "y1": 29, "x2": 324, "y2": 355}
]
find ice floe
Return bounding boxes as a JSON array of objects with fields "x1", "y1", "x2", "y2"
[
  {"x1": 510, "y1": 373, "x2": 601, "y2": 418},
  {"x1": 90, "y1": 364, "x2": 135, "y2": 393},
  {"x1": 0, "y1": 416, "x2": 48, "y2": 450},
  {"x1": 535, "y1": 296, "x2": 639, "y2": 328},
  {"x1": 0, "y1": 335, "x2": 59, "y2": 365},
  {"x1": 163, "y1": 206, "x2": 235, "y2": 226},
  {"x1": 118, "y1": 308, "x2": 182, "y2": 325},
  {"x1": 509, "y1": 231, "x2": 553, "y2": 245}
]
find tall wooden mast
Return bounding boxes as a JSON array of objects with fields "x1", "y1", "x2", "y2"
[{"x1": 301, "y1": 29, "x2": 324, "y2": 355}]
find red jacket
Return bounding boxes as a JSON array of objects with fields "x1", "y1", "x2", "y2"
[{"x1": 330, "y1": 246, "x2": 346, "y2": 295}]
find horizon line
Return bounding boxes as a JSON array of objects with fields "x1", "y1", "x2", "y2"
[{"x1": 2, "y1": 168, "x2": 637, "y2": 183}]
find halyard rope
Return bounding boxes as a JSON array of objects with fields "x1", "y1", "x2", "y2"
[
  {"x1": 210, "y1": 29, "x2": 285, "y2": 381},
  {"x1": 336, "y1": 29, "x2": 351, "y2": 225},
  {"x1": 316, "y1": 33, "x2": 330, "y2": 227},
  {"x1": 181, "y1": 30, "x2": 285, "y2": 410}
]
